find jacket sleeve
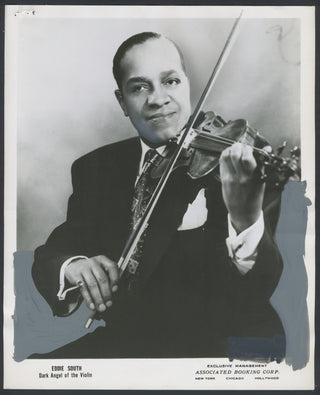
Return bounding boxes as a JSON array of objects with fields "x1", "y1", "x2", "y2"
[
  {"x1": 203, "y1": 181, "x2": 285, "y2": 339},
  {"x1": 205, "y1": 180, "x2": 284, "y2": 302},
  {"x1": 32, "y1": 138, "x2": 140, "y2": 317},
  {"x1": 230, "y1": 187, "x2": 283, "y2": 300},
  {"x1": 32, "y1": 158, "x2": 93, "y2": 316}
]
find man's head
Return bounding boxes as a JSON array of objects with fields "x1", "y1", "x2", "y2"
[{"x1": 113, "y1": 32, "x2": 191, "y2": 147}]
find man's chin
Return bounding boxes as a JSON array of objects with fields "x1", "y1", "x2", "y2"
[{"x1": 141, "y1": 130, "x2": 179, "y2": 148}]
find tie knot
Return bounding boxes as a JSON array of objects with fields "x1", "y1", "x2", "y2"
[{"x1": 144, "y1": 149, "x2": 158, "y2": 166}]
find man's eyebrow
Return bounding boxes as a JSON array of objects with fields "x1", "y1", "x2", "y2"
[
  {"x1": 160, "y1": 70, "x2": 179, "y2": 79},
  {"x1": 126, "y1": 76, "x2": 151, "y2": 86},
  {"x1": 125, "y1": 70, "x2": 180, "y2": 86}
]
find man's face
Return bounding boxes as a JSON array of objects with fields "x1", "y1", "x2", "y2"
[{"x1": 115, "y1": 38, "x2": 191, "y2": 147}]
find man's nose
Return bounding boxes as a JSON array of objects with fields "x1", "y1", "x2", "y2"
[{"x1": 147, "y1": 85, "x2": 170, "y2": 107}]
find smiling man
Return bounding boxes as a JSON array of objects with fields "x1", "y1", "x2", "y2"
[
  {"x1": 114, "y1": 35, "x2": 191, "y2": 147},
  {"x1": 31, "y1": 32, "x2": 285, "y2": 359}
]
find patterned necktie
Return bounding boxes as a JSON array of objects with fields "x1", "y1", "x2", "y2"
[{"x1": 127, "y1": 149, "x2": 160, "y2": 275}]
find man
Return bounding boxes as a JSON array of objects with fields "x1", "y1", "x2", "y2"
[{"x1": 32, "y1": 32, "x2": 285, "y2": 359}]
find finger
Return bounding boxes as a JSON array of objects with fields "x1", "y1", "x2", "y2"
[
  {"x1": 239, "y1": 144, "x2": 256, "y2": 175},
  {"x1": 98, "y1": 256, "x2": 119, "y2": 292},
  {"x1": 78, "y1": 278, "x2": 95, "y2": 311},
  {"x1": 91, "y1": 264, "x2": 113, "y2": 306},
  {"x1": 228, "y1": 142, "x2": 243, "y2": 178},
  {"x1": 219, "y1": 146, "x2": 236, "y2": 179},
  {"x1": 82, "y1": 270, "x2": 106, "y2": 313}
]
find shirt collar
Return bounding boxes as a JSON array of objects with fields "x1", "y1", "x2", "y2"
[
  {"x1": 140, "y1": 139, "x2": 166, "y2": 157},
  {"x1": 139, "y1": 139, "x2": 166, "y2": 174}
]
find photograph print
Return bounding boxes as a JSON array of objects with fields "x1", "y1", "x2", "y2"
[{"x1": 4, "y1": 5, "x2": 315, "y2": 390}]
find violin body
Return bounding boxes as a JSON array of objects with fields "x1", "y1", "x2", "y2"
[{"x1": 187, "y1": 112, "x2": 255, "y2": 179}]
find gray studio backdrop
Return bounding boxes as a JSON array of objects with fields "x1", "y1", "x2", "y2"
[
  {"x1": 14, "y1": 17, "x2": 307, "y2": 368},
  {"x1": 17, "y1": 17, "x2": 300, "y2": 251}
]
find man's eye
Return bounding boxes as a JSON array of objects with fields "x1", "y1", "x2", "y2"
[
  {"x1": 165, "y1": 78, "x2": 180, "y2": 86},
  {"x1": 132, "y1": 85, "x2": 148, "y2": 93}
]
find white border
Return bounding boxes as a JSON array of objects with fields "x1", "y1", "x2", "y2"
[{"x1": 4, "y1": 5, "x2": 315, "y2": 390}]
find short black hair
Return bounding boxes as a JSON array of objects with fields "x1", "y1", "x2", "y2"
[{"x1": 112, "y1": 32, "x2": 186, "y2": 90}]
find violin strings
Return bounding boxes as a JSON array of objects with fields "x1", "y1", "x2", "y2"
[
  {"x1": 193, "y1": 128, "x2": 254, "y2": 148},
  {"x1": 192, "y1": 128, "x2": 270, "y2": 157}
]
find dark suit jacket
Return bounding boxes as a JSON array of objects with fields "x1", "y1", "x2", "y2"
[{"x1": 32, "y1": 137, "x2": 285, "y2": 359}]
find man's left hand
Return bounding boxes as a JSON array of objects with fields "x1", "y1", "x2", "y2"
[{"x1": 219, "y1": 142, "x2": 265, "y2": 234}]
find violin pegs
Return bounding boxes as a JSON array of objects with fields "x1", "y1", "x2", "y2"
[
  {"x1": 276, "y1": 141, "x2": 287, "y2": 155},
  {"x1": 290, "y1": 146, "x2": 301, "y2": 158}
]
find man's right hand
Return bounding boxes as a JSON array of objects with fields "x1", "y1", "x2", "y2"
[{"x1": 64, "y1": 255, "x2": 119, "y2": 313}]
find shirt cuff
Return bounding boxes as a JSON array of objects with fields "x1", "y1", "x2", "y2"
[
  {"x1": 57, "y1": 255, "x2": 87, "y2": 301},
  {"x1": 225, "y1": 211, "x2": 264, "y2": 275}
]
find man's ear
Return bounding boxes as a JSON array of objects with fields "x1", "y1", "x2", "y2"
[{"x1": 115, "y1": 89, "x2": 128, "y2": 117}]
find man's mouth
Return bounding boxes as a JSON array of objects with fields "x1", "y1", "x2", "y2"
[{"x1": 146, "y1": 112, "x2": 176, "y2": 121}]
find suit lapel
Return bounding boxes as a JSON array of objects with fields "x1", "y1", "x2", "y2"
[{"x1": 108, "y1": 140, "x2": 204, "y2": 289}]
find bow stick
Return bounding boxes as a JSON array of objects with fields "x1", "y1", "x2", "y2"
[{"x1": 85, "y1": 11, "x2": 243, "y2": 328}]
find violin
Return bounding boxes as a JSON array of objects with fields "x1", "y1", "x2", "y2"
[
  {"x1": 151, "y1": 110, "x2": 301, "y2": 189},
  {"x1": 84, "y1": 13, "x2": 300, "y2": 328}
]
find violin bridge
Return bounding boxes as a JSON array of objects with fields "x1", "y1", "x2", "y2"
[{"x1": 183, "y1": 129, "x2": 196, "y2": 149}]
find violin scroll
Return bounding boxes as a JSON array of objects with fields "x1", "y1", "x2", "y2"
[{"x1": 256, "y1": 142, "x2": 301, "y2": 190}]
